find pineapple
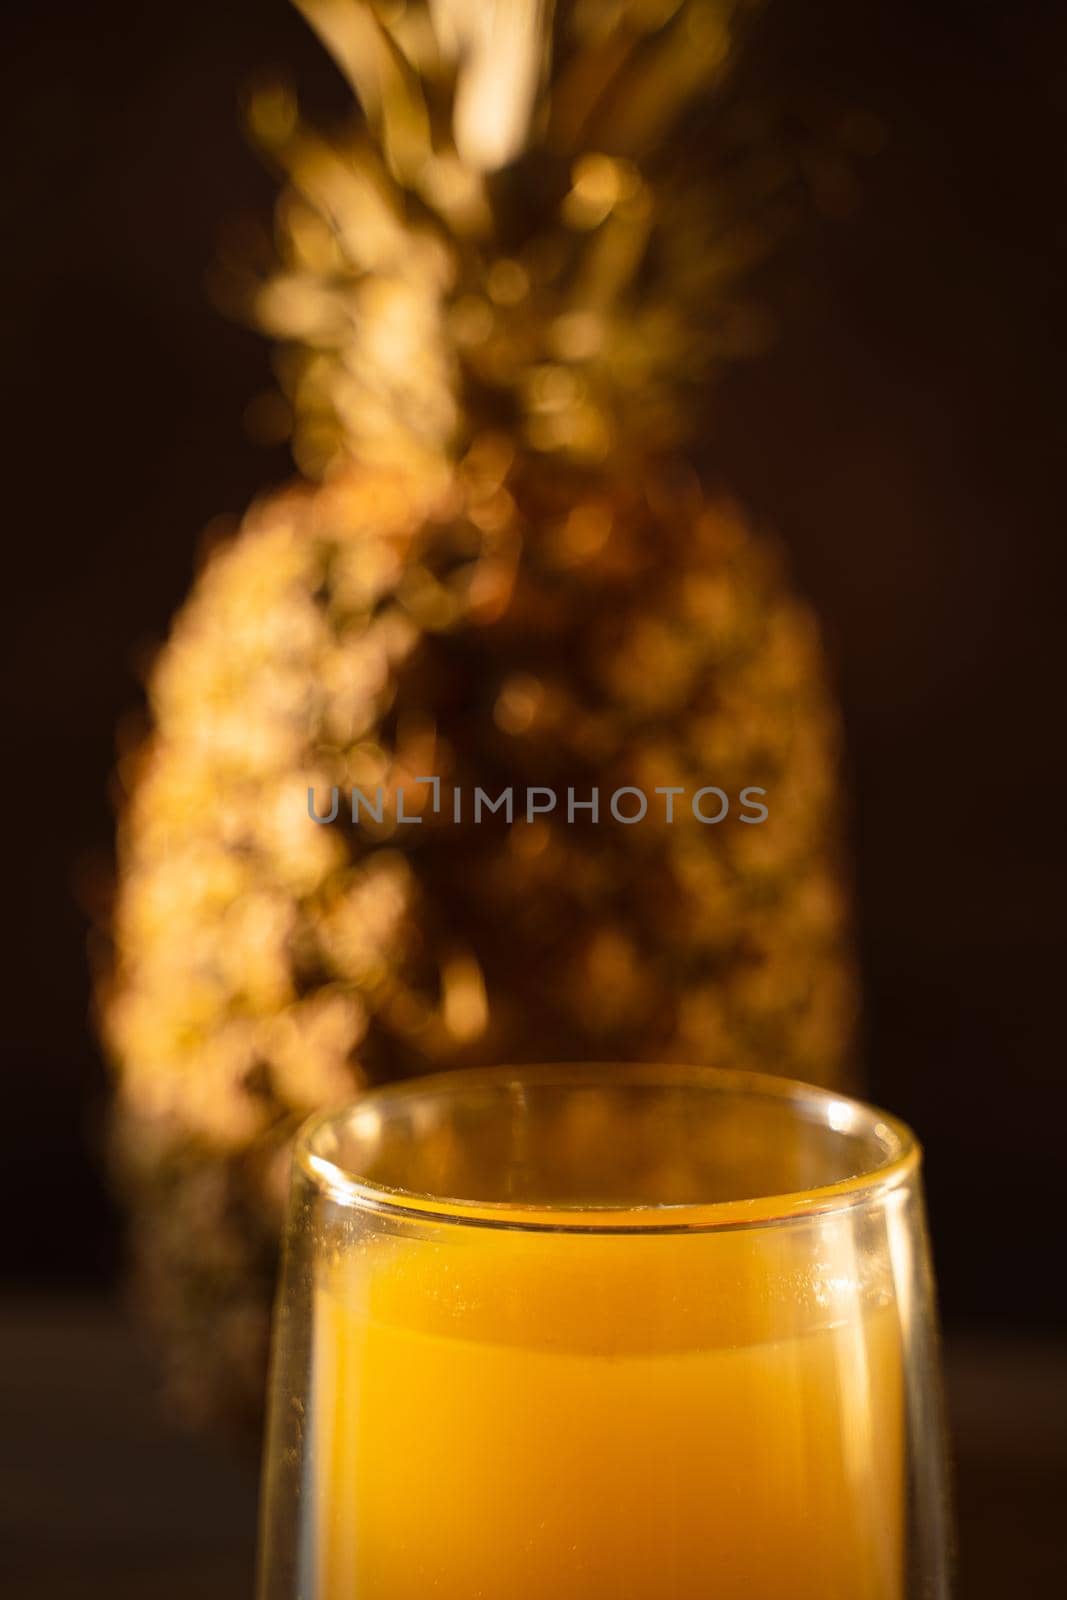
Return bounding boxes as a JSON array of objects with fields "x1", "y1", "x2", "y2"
[{"x1": 102, "y1": 0, "x2": 855, "y2": 1433}]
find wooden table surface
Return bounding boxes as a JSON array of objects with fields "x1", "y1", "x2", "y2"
[{"x1": 2, "y1": 1297, "x2": 1064, "y2": 1597}]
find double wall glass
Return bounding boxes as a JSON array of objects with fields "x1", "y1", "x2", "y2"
[{"x1": 259, "y1": 1064, "x2": 951, "y2": 1599}]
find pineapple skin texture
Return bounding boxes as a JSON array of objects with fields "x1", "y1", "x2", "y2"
[{"x1": 105, "y1": 457, "x2": 855, "y2": 1431}]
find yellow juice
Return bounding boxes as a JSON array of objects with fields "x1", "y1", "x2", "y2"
[{"x1": 312, "y1": 1219, "x2": 903, "y2": 1600}]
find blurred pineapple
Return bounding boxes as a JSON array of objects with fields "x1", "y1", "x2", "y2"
[{"x1": 102, "y1": 0, "x2": 856, "y2": 1434}]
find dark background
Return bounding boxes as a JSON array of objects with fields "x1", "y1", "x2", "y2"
[
  {"x1": 1, "y1": 0, "x2": 1065, "y2": 1592},
  {"x1": 6, "y1": 0, "x2": 1064, "y2": 1321}
]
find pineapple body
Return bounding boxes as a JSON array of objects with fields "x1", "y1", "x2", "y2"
[{"x1": 108, "y1": 459, "x2": 852, "y2": 1427}]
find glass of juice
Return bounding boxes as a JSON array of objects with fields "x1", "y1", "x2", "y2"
[{"x1": 258, "y1": 1064, "x2": 951, "y2": 1599}]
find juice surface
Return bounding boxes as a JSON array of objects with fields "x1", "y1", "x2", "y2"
[{"x1": 312, "y1": 1223, "x2": 903, "y2": 1600}]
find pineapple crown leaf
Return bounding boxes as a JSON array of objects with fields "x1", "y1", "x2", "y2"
[{"x1": 240, "y1": 0, "x2": 771, "y2": 480}]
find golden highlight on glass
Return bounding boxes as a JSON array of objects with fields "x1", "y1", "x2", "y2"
[{"x1": 258, "y1": 1065, "x2": 951, "y2": 1598}]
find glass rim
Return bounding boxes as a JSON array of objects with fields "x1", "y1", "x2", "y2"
[{"x1": 294, "y1": 1064, "x2": 920, "y2": 1234}]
